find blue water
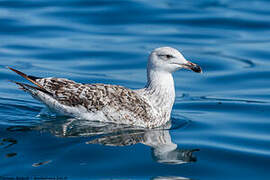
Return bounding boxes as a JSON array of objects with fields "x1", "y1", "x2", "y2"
[{"x1": 1, "y1": 0, "x2": 270, "y2": 179}]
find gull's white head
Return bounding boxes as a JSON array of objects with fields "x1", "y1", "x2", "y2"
[{"x1": 148, "y1": 47, "x2": 202, "y2": 73}]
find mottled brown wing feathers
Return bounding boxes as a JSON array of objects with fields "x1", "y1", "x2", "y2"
[
  {"x1": 37, "y1": 78, "x2": 87, "y2": 107},
  {"x1": 37, "y1": 78, "x2": 151, "y2": 121},
  {"x1": 8, "y1": 67, "x2": 152, "y2": 122}
]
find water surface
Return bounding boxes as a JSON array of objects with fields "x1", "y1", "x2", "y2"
[{"x1": 1, "y1": 0, "x2": 270, "y2": 179}]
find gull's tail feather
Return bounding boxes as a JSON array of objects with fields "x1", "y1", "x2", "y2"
[
  {"x1": 8, "y1": 67, "x2": 52, "y2": 96},
  {"x1": 9, "y1": 80, "x2": 52, "y2": 96},
  {"x1": 8, "y1": 67, "x2": 43, "y2": 89}
]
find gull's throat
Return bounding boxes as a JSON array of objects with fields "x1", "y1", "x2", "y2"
[{"x1": 143, "y1": 69, "x2": 176, "y2": 124}]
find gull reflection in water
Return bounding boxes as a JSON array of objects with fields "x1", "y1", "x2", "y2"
[{"x1": 34, "y1": 117, "x2": 199, "y2": 165}]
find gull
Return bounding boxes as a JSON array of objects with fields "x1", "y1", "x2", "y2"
[{"x1": 8, "y1": 47, "x2": 202, "y2": 128}]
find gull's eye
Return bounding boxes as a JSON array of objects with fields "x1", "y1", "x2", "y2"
[
  {"x1": 166, "y1": 54, "x2": 173, "y2": 59},
  {"x1": 158, "y1": 54, "x2": 174, "y2": 60}
]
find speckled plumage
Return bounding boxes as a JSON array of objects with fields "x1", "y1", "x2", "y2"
[
  {"x1": 36, "y1": 78, "x2": 155, "y2": 127},
  {"x1": 9, "y1": 47, "x2": 202, "y2": 128}
]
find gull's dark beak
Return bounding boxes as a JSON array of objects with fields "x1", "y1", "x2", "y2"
[{"x1": 184, "y1": 61, "x2": 202, "y2": 73}]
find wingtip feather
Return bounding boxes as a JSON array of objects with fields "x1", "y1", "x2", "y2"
[
  {"x1": 8, "y1": 67, "x2": 44, "y2": 89},
  {"x1": 9, "y1": 80, "x2": 52, "y2": 96}
]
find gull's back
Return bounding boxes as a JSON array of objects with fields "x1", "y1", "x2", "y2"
[{"x1": 31, "y1": 77, "x2": 155, "y2": 127}]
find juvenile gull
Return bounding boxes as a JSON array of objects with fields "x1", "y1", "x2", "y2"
[{"x1": 8, "y1": 47, "x2": 202, "y2": 128}]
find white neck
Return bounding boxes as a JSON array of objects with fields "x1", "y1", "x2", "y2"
[
  {"x1": 146, "y1": 69, "x2": 174, "y2": 89},
  {"x1": 143, "y1": 69, "x2": 176, "y2": 121}
]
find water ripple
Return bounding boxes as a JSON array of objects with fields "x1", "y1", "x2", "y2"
[{"x1": 1, "y1": 0, "x2": 270, "y2": 179}]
